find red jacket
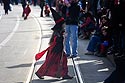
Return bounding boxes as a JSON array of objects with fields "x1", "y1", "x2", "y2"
[{"x1": 24, "y1": 5, "x2": 31, "y2": 15}]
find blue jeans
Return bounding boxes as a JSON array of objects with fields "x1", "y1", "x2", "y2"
[
  {"x1": 64, "y1": 25, "x2": 78, "y2": 56},
  {"x1": 87, "y1": 35, "x2": 101, "y2": 52}
]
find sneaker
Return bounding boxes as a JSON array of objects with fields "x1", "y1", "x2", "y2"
[
  {"x1": 70, "y1": 55, "x2": 77, "y2": 58},
  {"x1": 35, "y1": 72, "x2": 44, "y2": 79},
  {"x1": 62, "y1": 75, "x2": 73, "y2": 79}
]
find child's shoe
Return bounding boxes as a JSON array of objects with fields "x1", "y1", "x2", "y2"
[
  {"x1": 62, "y1": 75, "x2": 73, "y2": 79},
  {"x1": 85, "y1": 51, "x2": 94, "y2": 55},
  {"x1": 35, "y1": 72, "x2": 44, "y2": 79}
]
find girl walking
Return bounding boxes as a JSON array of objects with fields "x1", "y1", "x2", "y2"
[{"x1": 35, "y1": 7, "x2": 73, "y2": 79}]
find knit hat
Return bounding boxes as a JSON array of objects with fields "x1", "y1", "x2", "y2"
[{"x1": 50, "y1": 7, "x2": 65, "y2": 30}]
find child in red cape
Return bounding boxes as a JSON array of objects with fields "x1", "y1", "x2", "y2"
[
  {"x1": 24, "y1": 4, "x2": 31, "y2": 20},
  {"x1": 35, "y1": 7, "x2": 73, "y2": 79}
]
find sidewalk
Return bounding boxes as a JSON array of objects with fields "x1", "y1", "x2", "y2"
[{"x1": 30, "y1": 6, "x2": 115, "y2": 83}]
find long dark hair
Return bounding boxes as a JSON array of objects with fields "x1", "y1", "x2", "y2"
[
  {"x1": 49, "y1": 30, "x2": 58, "y2": 45},
  {"x1": 49, "y1": 24, "x2": 64, "y2": 45}
]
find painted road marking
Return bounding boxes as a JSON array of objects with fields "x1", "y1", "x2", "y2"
[
  {"x1": 0, "y1": 11, "x2": 2, "y2": 20},
  {"x1": 0, "y1": 16, "x2": 20, "y2": 49},
  {"x1": 25, "y1": 14, "x2": 42, "y2": 83}
]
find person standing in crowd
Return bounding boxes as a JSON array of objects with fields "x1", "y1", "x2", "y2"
[
  {"x1": 35, "y1": 7, "x2": 73, "y2": 79},
  {"x1": 21, "y1": 0, "x2": 27, "y2": 17},
  {"x1": 39, "y1": 0, "x2": 45, "y2": 17},
  {"x1": 62, "y1": 0, "x2": 80, "y2": 58},
  {"x1": 104, "y1": 0, "x2": 125, "y2": 83},
  {"x1": 2, "y1": 0, "x2": 11, "y2": 14}
]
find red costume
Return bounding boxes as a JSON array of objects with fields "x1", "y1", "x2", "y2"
[
  {"x1": 36, "y1": 35, "x2": 68, "y2": 78},
  {"x1": 35, "y1": 7, "x2": 73, "y2": 79},
  {"x1": 24, "y1": 4, "x2": 31, "y2": 20}
]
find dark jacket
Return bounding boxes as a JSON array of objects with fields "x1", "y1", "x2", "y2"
[
  {"x1": 39, "y1": 0, "x2": 45, "y2": 7},
  {"x1": 62, "y1": 2, "x2": 80, "y2": 25}
]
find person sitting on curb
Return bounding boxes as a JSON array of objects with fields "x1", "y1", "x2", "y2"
[
  {"x1": 79, "y1": 11, "x2": 96, "y2": 39},
  {"x1": 94, "y1": 26, "x2": 112, "y2": 57},
  {"x1": 84, "y1": 15, "x2": 111, "y2": 55}
]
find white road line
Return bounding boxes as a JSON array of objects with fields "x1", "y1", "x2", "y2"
[
  {"x1": 75, "y1": 60, "x2": 85, "y2": 83},
  {"x1": 73, "y1": 58, "x2": 85, "y2": 83},
  {"x1": 0, "y1": 11, "x2": 2, "y2": 20},
  {"x1": 0, "y1": 15, "x2": 20, "y2": 49},
  {"x1": 25, "y1": 14, "x2": 42, "y2": 83}
]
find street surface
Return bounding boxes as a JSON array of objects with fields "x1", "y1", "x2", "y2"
[{"x1": 0, "y1": 5, "x2": 41, "y2": 83}]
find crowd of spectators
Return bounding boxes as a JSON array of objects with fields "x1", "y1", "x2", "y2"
[
  {"x1": 55, "y1": 0, "x2": 125, "y2": 82},
  {"x1": 54, "y1": 0, "x2": 113, "y2": 57}
]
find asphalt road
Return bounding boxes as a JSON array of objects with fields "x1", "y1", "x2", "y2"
[{"x1": 0, "y1": 5, "x2": 42, "y2": 83}]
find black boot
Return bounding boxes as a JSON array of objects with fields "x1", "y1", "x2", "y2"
[
  {"x1": 62, "y1": 75, "x2": 73, "y2": 79},
  {"x1": 35, "y1": 72, "x2": 44, "y2": 79},
  {"x1": 24, "y1": 16, "x2": 27, "y2": 20}
]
